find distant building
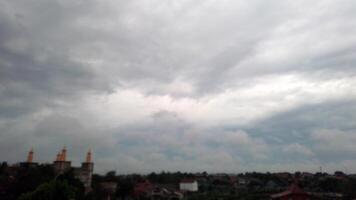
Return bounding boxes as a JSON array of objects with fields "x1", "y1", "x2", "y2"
[
  {"x1": 53, "y1": 147, "x2": 71, "y2": 173},
  {"x1": 21, "y1": 147, "x2": 94, "y2": 193},
  {"x1": 19, "y1": 148, "x2": 38, "y2": 168},
  {"x1": 271, "y1": 183, "x2": 313, "y2": 200},
  {"x1": 133, "y1": 180, "x2": 183, "y2": 200},
  {"x1": 179, "y1": 179, "x2": 198, "y2": 192},
  {"x1": 74, "y1": 150, "x2": 94, "y2": 191},
  {"x1": 274, "y1": 172, "x2": 292, "y2": 180},
  {"x1": 151, "y1": 186, "x2": 183, "y2": 200},
  {"x1": 237, "y1": 177, "x2": 248, "y2": 185},
  {"x1": 133, "y1": 180, "x2": 154, "y2": 198},
  {"x1": 53, "y1": 147, "x2": 94, "y2": 193},
  {"x1": 99, "y1": 182, "x2": 117, "y2": 200}
]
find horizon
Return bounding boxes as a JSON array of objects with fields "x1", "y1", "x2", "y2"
[
  {"x1": 3, "y1": 158, "x2": 348, "y2": 176},
  {"x1": 2, "y1": 143, "x2": 354, "y2": 175},
  {"x1": 1, "y1": 0, "x2": 356, "y2": 175}
]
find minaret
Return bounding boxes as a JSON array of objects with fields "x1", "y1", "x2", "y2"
[
  {"x1": 53, "y1": 146, "x2": 71, "y2": 174},
  {"x1": 81, "y1": 149, "x2": 94, "y2": 193},
  {"x1": 27, "y1": 148, "x2": 34, "y2": 163},
  {"x1": 82, "y1": 149, "x2": 94, "y2": 170},
  {"x1": 86, "y1": 149, "x2": 92, "y2": 163},
  {"x1": 20, "y1": 148, "x2": 38, "y2": 167},
  {"x1": 55, "y1": 152, "x2": 61, "y2": 161},
  {"x1": 61, "y1": 146, "x2": 67, "y2": 161}
]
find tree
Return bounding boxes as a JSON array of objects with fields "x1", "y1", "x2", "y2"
[
  {"x1": 5, "y1": 164, "x2": 55, "y2": 199},
  {"x1": 59, "y1": 169, "x2": 86, "y2": 200},
  {"x1": 17, "y1": 180, "x2": 76, "y2": 200},
  {"x1": 319, "y1": 177, "x2": 343, "y2": 192},
  {"x1": 0, "y1": 162, "x2": 8, "y2": 174},
  {"x1": 116, "y1": 178, "x2": 134, "y2": 200}
]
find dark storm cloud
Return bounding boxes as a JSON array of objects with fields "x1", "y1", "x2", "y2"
[
  {"x1": 0, "y1": 0, "x2": 113, "y2": 119},
  {"x1": 248, "y1": 100, "x2": 356, "y2": 140},
  {"x1": 2, "y1": 0, "x2": 356, "y2": 97},
  {"x1": 246, "y1": 100, "x2": 356, "y2": 165}
]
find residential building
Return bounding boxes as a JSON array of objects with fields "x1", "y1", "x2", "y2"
[{"x1": 179, "y1": 179, "x2": 198, "y2": 192}]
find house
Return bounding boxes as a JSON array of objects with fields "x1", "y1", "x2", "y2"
[
  {"x1": 179, "y1": 179, "x2": 198, "y2": 192},
  {"x1": 132, "y1": 180, "x2": 154, "y2": 198},
  {"x1": 99, "y1": 182, "x2": 117, "y2": 200},
  {"x1": 271, "y1": 183, "x2": 314, "y2": 200},
  {"x1": 264, "y1": 180, "x2": 281, "y2": 191},
  {"x1": 237, "y1": 177, "x2": 248, "y2": 185},
  {"x1": 133, "y1": 181, "x2": 183, "y2": 200},
  {"x1": 151, "y1": 187, "x2": 183, "y2": 200}
]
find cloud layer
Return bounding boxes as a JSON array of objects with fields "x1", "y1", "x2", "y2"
[{"x1": 1, "y1": 0, "x2": 356, "y2": 174}]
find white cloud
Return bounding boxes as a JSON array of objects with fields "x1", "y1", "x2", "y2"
[
  {"x1": 75, "y1": 73, "x2": 356, "y2": 129},
  {"x1": 282, "y1": 143, "x2": 315, "y2": 157}
]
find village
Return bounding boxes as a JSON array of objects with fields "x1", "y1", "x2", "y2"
[{"x1": 1, "y1": 148, "x2": 356, "y2": 199}]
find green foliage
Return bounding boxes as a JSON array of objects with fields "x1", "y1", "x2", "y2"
[
  {"x1": 106, "y1": 171, "x2": 116, "y2": 178},
  {"x1": 12, "y1": 168, "x2": 86, "y2": 200},
  {"x1": 319, "y1": 177, "x2": 343, "y2": 192},
  {"x1": 0, "y1": 164, "x2": 55, "y2": 199},
  {"x1": 17, "y1": 180, "x2": 75, "y2": 200},
  {"x1": 0, "y1": 162, "x2": 8, "y2": 173},
  {"x1": 57, "y1": 169, "x2": 85, "y2": 199},
  {"x1": 340, "y1": 177, "x2": 356, "y2": 199},
  {"x1": 116, "y1": 178, "x2": 134, "y2": 199},
  {"x1": 147, "y1": 171, "x2": 193, "y2": 184}
]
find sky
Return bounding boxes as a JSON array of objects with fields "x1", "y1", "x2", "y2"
[{"x1": 0, "y1": 0, "x2": 356, "y2": 174}]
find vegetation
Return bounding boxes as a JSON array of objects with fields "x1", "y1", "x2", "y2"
[
  {"x1": 0, "y1": 163, "x2": 86, "y2": 200},
  {"x1": 17, "y1": 180, "x2": 76, "y2": 200},
  {"x1": 3, "y1": 162, "x2": 356, "y2": 200}
]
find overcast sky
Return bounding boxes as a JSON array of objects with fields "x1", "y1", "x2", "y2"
[{"x1": 1, "y1": 0, "x2": 356, "y2": 174}]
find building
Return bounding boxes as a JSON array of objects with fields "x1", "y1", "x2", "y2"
[
  {"x1": 73, "y1": 149, "x2": 94, "y2": 192},
  {"x1": 271, "y1": 183, "x2": 314, "y2": 200},
  {"x1": 133, "y1": 180, "x2": 154, "y2": 199},
  {"x1": 133, "y1": 180, "x2": 183, "y2": 200},
  {"x1": 19, "y1": 148, "x2": 38, "y2": 168},
  {"x1": 151, "y1": 187, "x2": 183, "y2": 200},
  {"x1": 22, "y1": 147, "x2": 94, "y2": 193},
  {"x1": 99, "y1": 182, "x2": 117, "y2": 200},
  {"x1": 53, "y1": 147, "x2": 71, "y2": 173},
  {"x1": 179, "y1": 179, "x2": 198, "y2": 192},
  {"x1": 53, "y1": 147, "x2": 94, "y2": 193}
]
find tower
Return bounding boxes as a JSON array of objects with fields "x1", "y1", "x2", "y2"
[
  {"x1": 27, "y1": 148, "x2": 34, "y2": 163},
  {"x1": 20, "y1": 148, "x2": 38, "y2": 168},
  {"x1": 61, "y1": 146, "x2": 67, "y2": 161},
  {"x1": 86, "y1": 149, "x2": 92, "y2": 163},
  {"x1": 82, "y1": 149, "x2": 94, "y2": 172},
  {"x1": 55, "y1": 152, "x2": 61, "y2": 161},
  {"x1": 51, "y1": 147, "x2": 94, "y2": 193},
  {"x1": 53, "y1": 146, "x2": 71, "y2": 174},
  {"x1": 78, "y1": 149, "x2": 94, "y2": 193}
]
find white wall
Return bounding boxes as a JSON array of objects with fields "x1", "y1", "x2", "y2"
[{"x1": 179, "y1": 181, "x2": 198, "y2": 191}]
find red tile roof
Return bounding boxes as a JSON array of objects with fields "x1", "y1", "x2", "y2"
[
  {"x1": 271, "y1": 183, "x2": 310, "y2": 198},
  {"x1": 133, "y1": 180, "x2": 153, "y2": 197}
]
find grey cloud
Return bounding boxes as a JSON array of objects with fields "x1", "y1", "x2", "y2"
[
  {"x1": 2, "y1": 0, "x2": 356, "y2": 98},
  {"x1": 0, "y1": 1, "x2": 112, "y2": 118},
  {"x1": 245, "y1": 99, "x2": 356, "y2": 164},
  {"x1": 1, "y1": 0, "x2": 356, "y2": 173}
]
